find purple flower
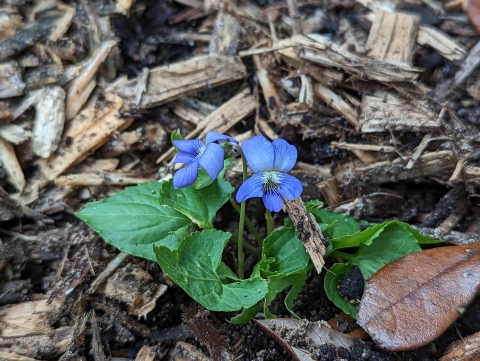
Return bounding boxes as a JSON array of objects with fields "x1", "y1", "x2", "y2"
[
  {"x1": 236, "y1": 135, "x2": 303, "y2": 212},
  {"x1": 173, "y1": 132, "x2": 237, "y2": 189}
]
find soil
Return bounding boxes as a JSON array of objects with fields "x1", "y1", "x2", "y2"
[{"x1": 1, "y1": 0, "x2": 480, "y2": 360}]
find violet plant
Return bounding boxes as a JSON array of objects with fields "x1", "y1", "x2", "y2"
[{"x1": 77, "y1": 131, "x2": 440, "y2": 321}]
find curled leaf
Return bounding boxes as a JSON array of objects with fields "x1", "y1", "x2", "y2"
[{"x1": 357, "y1": 243, "x2": 480, "y2": 351}]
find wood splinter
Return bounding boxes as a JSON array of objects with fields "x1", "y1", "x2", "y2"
[{"x1": 284, "y1": 197, "x2": 326, "y2": 272}]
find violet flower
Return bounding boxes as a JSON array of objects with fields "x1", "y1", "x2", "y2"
[
  {"x1": 173, "y1": 132, "x2": 237, "y2": 189},
  {"x1": 236, "y1": 135, "x2": 303, "y2": 212}
]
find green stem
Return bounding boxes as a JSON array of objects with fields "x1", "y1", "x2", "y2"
[
  {"x1": 229, "y1": 197, "x2": 262, "y2": 246},
  {"x1": 229, "y1": 236, "x2": 261, "y2": 258},
  {"x1": 237, "y1": 155, "x2": 249, "y2": 279},
  {"x1": 265, "y1": 209, "x2": 273, "y2": 235}
]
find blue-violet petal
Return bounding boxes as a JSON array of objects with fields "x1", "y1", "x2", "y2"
[
  {"x1": 198, "y1": 143, "x2": 225, "y2": 180},
  {"x1": 262, "y1": 192, "x2": 284, "y2": 212},
  {"x1": 173, "y1": 161, "x2": 199, "y2": 189},
  {"x1": 174, "y1": 139, "x2": 203, "y2": 155},
  {"x1": 206, "y1": 132, "x2": 239, "y2": 144},
  {"x1": 272, "y1": 138, "x2": 298, "y2": 172},
  {"x1": 173, "y1": 152, "x2": 196, "y2": 164},
  {"x1": 278, "y1": 174, "x2": 303, "y2": 200},
  {"x1": 235, "y1": 173, "x2": 265, "y2": 203},
  {"x1": 242, "y1": 135, "x2": 274, "y2": 172}
]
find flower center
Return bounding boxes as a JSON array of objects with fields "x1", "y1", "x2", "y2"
[
  {"x1": 195, "y1": 145, "x2": 206, "y2": 159},
  {"x1": 262, "y1": 171, "x2": 280, "y2": 193}
]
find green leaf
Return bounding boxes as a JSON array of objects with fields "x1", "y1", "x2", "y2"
[
  {"x1": 160, "y1": 178, "x2": 235, "y2": 228},
  {"x1": 346, "y1": 222, "x2": 422, "y2": 279},
  {"x1": 324, "y1": 263, "x2": 358, "y2": 318},
  {"x1": 193, "y1": 158, "x2": 233, "y2": 189},
  {"x1": 229, "y1": 304, "x2": 259, "y2": 324},
  {"x1": 260, "y1": 227, "x2": 310, "y2": 276},
  {"x1": 305, "y1": 199, "x2": 323, "y2": 211},
  {"x1": 76, "y1": 182, "x2": 193, "y2": 261},
  {"x1": 264, "y1": 271, "x2": 306, "y2": 319},
  {"x1": 171, "y1": 129, "x2": 184, "y2": 150},
  {"x1": 310, "y1": 208, "x2": 370, "y2": 240},
  {"x1": 154, "y1": 230, "x2": 268, "y2": 312}
]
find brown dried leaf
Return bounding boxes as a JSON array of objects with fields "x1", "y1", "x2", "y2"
[
  {"x1": 357, "y1": 243, "x2": 480, "y2": 351},
  {"x1": 254, "y1": 318, "x2": 355, "y2": 361},
  {"x1": 464, "y1": 0, "x2": 480, "y2": 35}
]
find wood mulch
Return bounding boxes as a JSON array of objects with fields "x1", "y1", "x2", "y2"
[{"x1": 0, "y1": 0, "x2": 479, "y2": 360}]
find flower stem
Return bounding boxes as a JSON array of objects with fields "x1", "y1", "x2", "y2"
[
  {"x1": 265, "y1": 210, "x2": 273, "y2": 235},
  {"x1": 237, "y1": 154, "x2": 249, "y2": 279},
  {"x1": 229, "y1": 197, "x2": 262, "y2": 246},
  {"x1": 229, "y1": 236, "x2": 260, "y2": 258}
]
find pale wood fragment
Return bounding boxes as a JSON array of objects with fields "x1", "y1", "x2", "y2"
[
  {"x1": 417, "y1": 25, "x2": 466, "y2": 61},
  {"x1": 115, "y1": 55, "x2": 247, "y2": 110},
  {"x1": 299, "y1": 75, "x2": 314, "y2": 108},
  {"x1": 11, "y1": 90, "x2": 40, "y2": 120},
  {"x1": 284, "y1": 197, "x2": 326, "y2": 272},
  {"x1": 32, "y1": 85, "x2": 66, "y2": 158},
  {"x1": 253, "y1": 54, "x2": 281, "y2": 119},
  {"x1": 360, "y1": 93, "x2": 441, "y2": 133},
  {"x1": 0, "y1": 124, "x2": 31, "y2": 144},
  {"x1": 0, "y1": 12, "x2": 22, "y2": 42},
  {"x1": 316, "y1": 178, "x2": 342, "y2": 206},
  {"x1": 440, "y1": 198, "x2": 468, "y2": 235},
  {"x1": 454, "y1": 40, "x2": 480, "y2": 87},
  {"x1": 355, "y1": 0, "x2": 399, "y2": 12},
  {"x1": 90, "y1": 312, "x2": 106, "y2": 361},
  {"x1": 331, "y1": 142, "x2": 396, "y2": 153},
  {"x1": 54, "y1": 172, "x2": 154, "y2": 186},
  {"x1": 297, "y1": 34, "x2": 421, "y2": 82},
  {"x1": 74, "y1": 158, "x2": 119, "y2": 172},
  {"x1": 116, "y1": 0, "x2": 137, "y2": 15},
  {"x1": 156, "y1": 89, "x2": 255, "y2": 164},
  {"x1": 65, "y1": 40, "x2": 117, "y2": 120},
  {"x1": 287, "y1": 0, "x2": 302, "y2": 35},
  {"x1": 0, "y1": 297, "x2": 65, "y2": 338},
  {"x1": 24, "y1": 64, "x2": 65, "y2": 89},
  {"x1": 65, "y1": 79, "x2": 96, "y2": 121},
  {"x1": 0, "y1": 61, "x2": 25, "y2": 98},
  {"x1": 313, "y1": 83, "x2": 360, "y2": 130},
  {"x1": 97, "y1": 263, "x2": 167, "y2": 317},
  {"x1": 172, "y1": 101, "x2": 206, "y2": 124},
  {"x1": 24, "y1": 90, "x2": 133, "y2": 198},
  {"x1": 367, "y1": 12, "x2": 419, "y2": 64},
  {"x1": 439, "y1": 330, "x2": 480, "y2": 361},
  {"x1": 209, "y1": 12, "x2": 241, "y2": 56},
  {"x1": 0, "y1": 137, "x2": 25, "y2": 192},
  {"x1": 0, "y1": 351, "x2": 38, "y2": 361},
  {"x1": 88, "y1": 252, "x2": 129, "y2": 294},
  {"x1": 167, "y1": 341, "x2": 213, "y2": 361},
  {"x1": 406, "y1": 133, "x2": 433, "y2": 169},
  {"x1": 48, "y1": 4, "x2": 75, "y2": 42}
]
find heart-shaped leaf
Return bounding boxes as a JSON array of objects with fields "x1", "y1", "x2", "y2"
[{"x1": 357, "y1": 242, "x2": 480, "y2": 351}]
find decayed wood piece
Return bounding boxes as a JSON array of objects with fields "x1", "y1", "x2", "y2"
[
  {"x1": 295, "y1": 34, "x2": 421, "y2": 82},
  {"x1": 97, "y1": 263, "x2": 168, "y2": 317},
  {"x1": 54, "y1": 172, "x2": 155, "y2": 186},
  {"x1": 0, "y1": 326, "x2": 74, "y2": 359},
  {"x1": 406, "y1": 133, "x2": 433, "y2": 169},
  {"x1": 22, "y1": 89, "x2": 133, "y2": 202},
  {"x1": 439, "y1": 330, "x2": 480, "y2": 361},
  {"x1": 0, "y1": 11, "x2": 22, "y2": 42},
  {"x1": 0, "y1": 11, "x2": 62, "y2": 60},
  {"x1": 167, "y1": 341, "x2": 212, "y2": 361},
  {"x1": 346, "y1": 150, "x2": 455, "y2": 184},
  {"x1": 253, "y1": 54, "x2": 281, "y2": 120},
  {"x1": 366, "y1": 12, "x2": 419, "y2": 63},
  {"x1": 115, "y1": 55, "x2": 247, "y2": 110},
  {"x1": 0, "y1": 61, "x2": 25, "y2": 98},
  {"x1": 331, "y1": 142, "x2": 396, "y2": 153},
  {"x1": 0, "y1": 124, "x2": 31, "y2": 144},
  {"x1": 417, "y1": 25, "x2": 466, "y2": 61},
  {"x1": 88, "y1": 252, "x2": 129, "y2": 294},
  {"x1": 313, "y1": 83, "x2": 360, "y2": 130},
  {"x1": 0, "y1": 297, "x2": 65, "y2": 338},
  {"x1": 316, "y1": 178, "x2": 342, "y2": 206},
  {"x1": 65, "y1": 40, "x2": 117, "y2": 120},
  {"x1": 0, "y1": 351, "x2": 38, "y2": 361},
  {"x1": 360, "y1": 92, "x2": 441, "y2": 133},
  {"x1": 32, "y1": 85, "x2": 66, "y2": 158},
  {"x1": 90, "y1": 312, "x2": 106, "y2": 361},
  {"x1": 48, "y1": 4, "x2": 75, "y2": 42},
  {"x1": 284, "y1": 197, "x2": 326, "y2": 272},
  {"x1": 209, "y1": 12, "x2": 241, "y2": 56},
  {"x1": 156, "y1": 89, "x2": 256, "y2": 163},
  {"x1": 0, "y1": 137, "x2": 25, "y2": 192},
  {"x1": 0, "y1": 101, "x2": 13, "y2": 122}
]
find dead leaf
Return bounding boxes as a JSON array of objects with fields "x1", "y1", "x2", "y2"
[
  {"x1": 464, "y1": 0, "x2": 480, "y2": 35},
  {"x1": 357, "y1": 243, "x2": 480, "y2": 351},
  {"x1": 254, "y1": 318, "x2": 355, "y2": 361}
]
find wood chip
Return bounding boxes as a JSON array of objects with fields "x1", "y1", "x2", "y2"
[
  {"x1": 284, "y1": 197, "x2": 326, "y2": 272},
  {"x1": 54, "y1": 172, "x2": 155, "y2": 186},
  {"x1": 417, "y1": 25, "x2": 466, "y2": 61},
  {"x1": 0, "y1": 61, "x2": 25, "y2": 98},
  {"x1": 115, "y1": 55, "x2": 247, "y2": 110},
  {"x1": 209, "y1": 12, "x2": 241, "y2": 56},
  {"x1": 0, "y1": 137, "x2": 25, "y2": 192},
  {"x1": 32, "y1": 85, "x2": 66, "y2": 158},
  {"x1": 0, "y1": 297, "x2": 65, "y2": 338},
  {"x1": 0, "y1": 124, "x2": 31, "y2": 144}
]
